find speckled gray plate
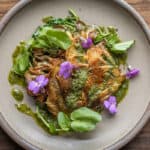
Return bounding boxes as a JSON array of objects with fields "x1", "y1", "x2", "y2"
[{"x1": 0, "y1": 0, "x2": 150, "y2": 150}]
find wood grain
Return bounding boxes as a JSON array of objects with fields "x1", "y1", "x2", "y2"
[{"x1": 0, "y1": 0, "x2": 150, "y2": 150}]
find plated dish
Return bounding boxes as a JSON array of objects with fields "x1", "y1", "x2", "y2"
[
  {"x1": 9, "y1": 9, "x2": 139, "y2": 134},
  {"x1": 0, "y1": 0, "x2": 149, "y2": 150}
]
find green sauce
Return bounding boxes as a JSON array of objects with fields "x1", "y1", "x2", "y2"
[
  {"x1": 119, "y1": 54, "x2": 127, "y2": 65},
  {"x1": 16, "y1": 104, "x2": 34, "y2": 117},
  {"x1": 11, "y1": 88, "x2": 24, "y2": 102},
  {"x1": 8, "y1": 70, "x2": 26, "y2": 87},
  {"x1": 15, "y1": 104, "x2": 53, "y2": 134},
  {"x1": 88, "y1": 85, "x2": 101, "y2": 106},
  {"x1": 114, "y1": 79, "x2": 129, "y2": 103}
]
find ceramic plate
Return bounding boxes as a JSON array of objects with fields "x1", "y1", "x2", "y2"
[{"x1": 0, "y1": 0, "x2": 150, "y2": 150}]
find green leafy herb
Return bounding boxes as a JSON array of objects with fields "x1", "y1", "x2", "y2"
[
  {"x1": 12, "y1": 42, "x2": 30, "y2": 76},
  {"x1": 71, "y1": 107, "x2": 101, "y2": 123},
  {"x1": 68, "y1": 8, "x2": 79, "y2": 21},
  {"x1": 95, "y1": 26, "x2": 120, "y2": 46},
  {"x1": 95, "y1": 27, "x2": 135, "y2": 54},
  {"x1": 71, "y1": 120, "x2": 96, "y2": 132},
  {"x1": 42, "y1": 9, "x2": 79, "y2": 32},
  {"x1": 111, "y1": 40, "x2": 135, "y2": 54},
  {"x1": 30, "y1": 27, "x2": 72, "y2": 50},
  {"x1": 57, "y1": 112, "x2": 71, "y2": 131},
  {"x1": 46, "y1": 28, "x2": 72, "y2": 50},
  {"x1": 69, "y1": 107, "x2": 101, "y2": 132}
]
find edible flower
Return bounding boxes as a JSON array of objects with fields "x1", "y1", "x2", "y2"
[
  {"x1": 81, "y1": 37, "x2": 93, "y2": 49},
  {"x1": 126, "y1": 68, "x2": 140, "y2": 79},
  {"x1": 59, "y1": 61, "x2": 75, "y2": 79},
  {"x1": 104, "y1": 96, "x2": 117, "y2": 115},
  {"x1": 28, "y1": 75, "x2": 49, "y2": 94}
]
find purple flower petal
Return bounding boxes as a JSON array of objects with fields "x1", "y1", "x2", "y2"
[
  {"x1": 81, "y1": 37, "x2": 93, "y2": 49},
  {"x1": 42, "y1": 78, "x2": 49, "y2": 87},
  {"x1": 36, "y1": 75, "x2": 49, "y2": 87},
  {"x1": 28, "y1": 75, "x2": 49, "y2": 95},
  {"x1": 59, "y1": 61, "x2": 74, "y2": 79},
  {"x1": 109, "y1": 104, "x2": 117, "y2": 114},
  {"x1": 108, "y1": 96, "x2": 117, "y2": 105},
  {"x1": 126, "y1": 68, "x2": 140, "y2": 79},
  {"x1": 103, "y1": 96, "x2": 117, "y2": 115},
  {"x1": 104, "y1": 100, "x2": 111, "y2": 109},
  {"x1": 63, "y1": 72, "x2": 71, "y2": 79},
  {"x1": 28, "y1": 81, "x2": 40, "y2": 94},
  {"x1": 36, "y1": 75, "x2": 45, "y2": 83}
]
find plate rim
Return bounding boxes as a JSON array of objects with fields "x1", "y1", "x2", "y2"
[{"x1": 0, "y1": 0, "x2": 149, "y2": 150}]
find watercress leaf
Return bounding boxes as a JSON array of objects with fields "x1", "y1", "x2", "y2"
[
  {"x1": 12, "y1": 42, "x2": 30, "y2": 76},
  {"x1": 57, "y1": 112, "x2": 71, "y2": 131},
  {"x1": 30, "y1": 37, "x2": 50, "y2": 49},
  {"x1": 46, "y1": 28, "x2": 72, "y2": 50},
  {"x1": 71, "y1": 107, "x2": 101, "y2": 123},
  {"x1": 111, "y1": 40, "x2": 135, "y2": 54},
  {"x1": 30, "y1": 27, "x2": 72, "y2": 50},
  {"x1": 18, "y1": 53, "x2": 29, "y2": 70},
  {"x1": 71, "y1": 120, "x2": 96, "y2": 132}
]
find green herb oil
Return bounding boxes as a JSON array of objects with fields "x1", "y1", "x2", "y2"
[
  {"x1": 114, "y1": 79, "x2": 129, "y2": 103},
  {"x1": 15, "y1": 104, "x2": 54, "y2": 134},
  {"x1": 8, "y1": 70, "x2": 26, "y2": 87},
  {"x1": 11, "y1": 88, "x2": 24, "y2": 102},
  {"x1": 16, "y1": 104, "x2": 34, "y2": 117}
]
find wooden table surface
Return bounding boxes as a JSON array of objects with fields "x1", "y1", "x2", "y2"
[{"x1": 0, "y1": 0, "x2": 150, "y2": 149}]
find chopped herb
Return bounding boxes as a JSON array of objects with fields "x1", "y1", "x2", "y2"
[
  {"x1": 66, "y1": 69, "x2": 88, "y2": 109},
  {"x1": 95, "y1": 26, "x2": 120, "y2": 46},
  {"x1": 88, "y1": 85, "x2": 101, "y2": 105}
]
